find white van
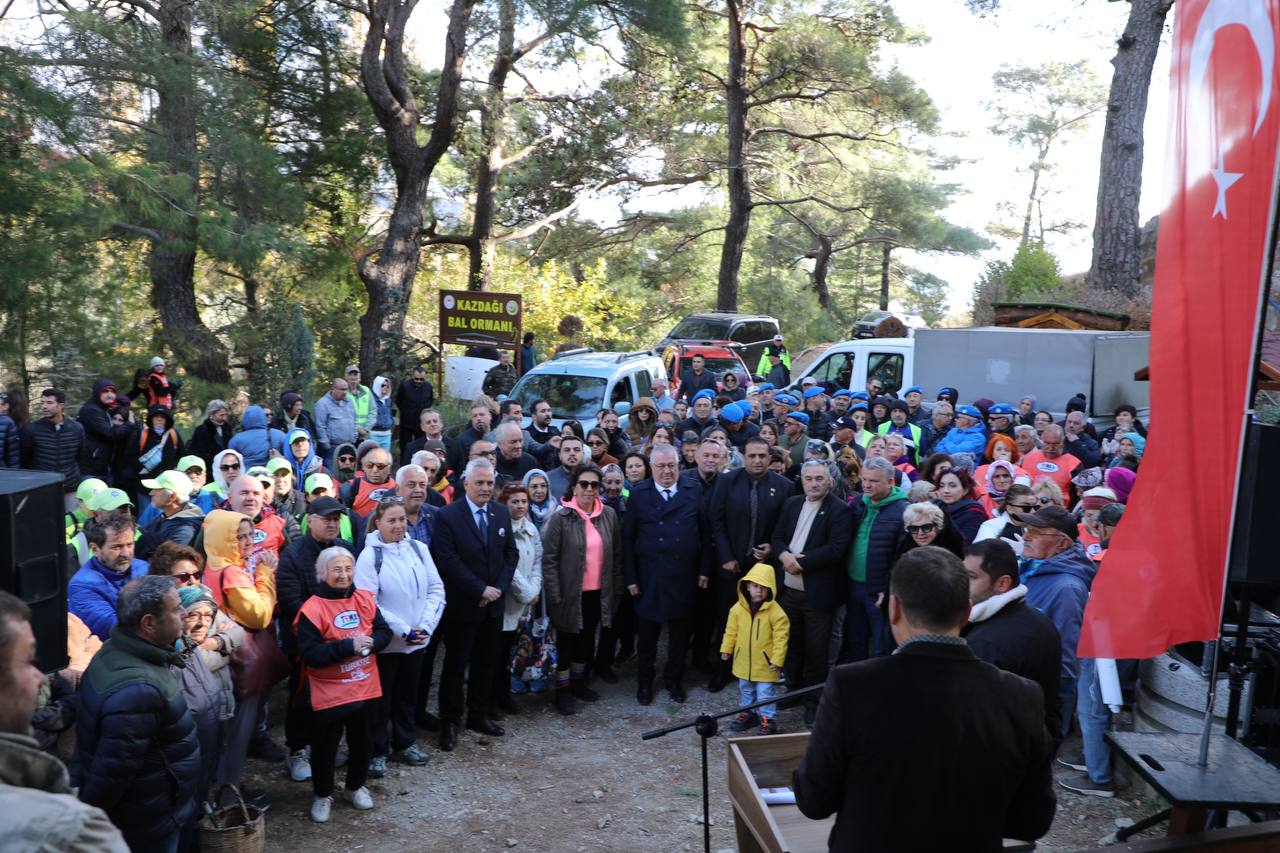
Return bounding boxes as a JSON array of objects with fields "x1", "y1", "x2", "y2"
[
  {"x1": 788, "y1": 338, "x2": 915, "y2": 395},
  {"x1": 507, "y1": 350, "x2": 667, "y2": 431}
]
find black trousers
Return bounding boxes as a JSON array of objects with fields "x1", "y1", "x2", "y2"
[
  {"x1": 637, "y1": 616, "x2": 692, "y2": 687},
  {"x1": 710, "y1": 566, "x2": 744, "y2": 657},
  {"x1": 779, "y1": 587, "x2": 835, "y2": 705},
  {"x1": 689, "y1": 582, "x2": 717, "y2": 667},
  {"x1": 285, "y1": 657, "x2": 310, "y2": 753},
  {"x1": 311, "y1": 700, "x2": 372, "y2": 798},
  {"x1": 398, "y1": 426, "x2": 423, "y2": 463},
  {"x1": 371, "y1": 651, "x2": 424, "y2": 756},
  {"x1": 558, "y1": 590, "x2": 602, "y2": 669},
  {"x1": 439, "y1": 605, "x2": 502, "y2": 722},
  {"x1": 415, "y1": 632, "x2": 442, "y2": 718},
  {"x1": 595, "y1": 593, "x2": 636, "y2": 670},
  {"x1": 493, "y1": 629, "x2": 517, "y2": 703}
]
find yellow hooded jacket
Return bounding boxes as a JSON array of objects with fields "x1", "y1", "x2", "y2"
[
  {"x1": 203, "y1": 509, "x2": 276, "y2": 631},
  {"x1": 720, "y1": 562, "x2": 789, "y2": 683}
]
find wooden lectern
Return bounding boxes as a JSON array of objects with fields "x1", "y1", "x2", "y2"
[{"x1": 726, "y1": 733, "x2": 1036, "y2": 852}]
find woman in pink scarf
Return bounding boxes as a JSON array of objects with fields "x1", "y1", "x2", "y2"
[{"x1": 540, "y1": 464, "x2": 622, "y2": 716}]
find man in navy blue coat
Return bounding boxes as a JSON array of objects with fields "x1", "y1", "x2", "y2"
[
  {"x1": 622, "y1": 445, "x2": 710, "y2": 705},
  {"x1": 429, "y1": 458, "x2": 518, "y2": 751}
]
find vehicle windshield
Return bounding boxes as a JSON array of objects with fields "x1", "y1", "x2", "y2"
[
  {"x1": 858, "y1": 311, "x2": 892, "y2": 324},
  {"x1": 510, "y1": 373, "x2": 607, "y2": 420},
  {"x1": 667, "y1": 317, "x2": 731, "y2": 340},
  {"x1": 684, "y1": 356, "x2": 743, "y2": 377}
]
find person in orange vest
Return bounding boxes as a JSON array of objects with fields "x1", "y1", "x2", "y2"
[
  {"x1": 224, "y1": 474, "x2": 299, "y2": 557},
  {"x1": 295, "y1": 545, "x2": 393, "y2": 823},
  {"x1": 146, "y1": 356, "x2": 182, "y2": 409},
  {"x1": 340, "y1": 446, "x2": 397, "y2": 518}
]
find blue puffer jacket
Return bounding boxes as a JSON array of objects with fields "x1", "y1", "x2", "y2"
[
  {"x1": 75, "y1": 628, "x2": 201, "y2": 846},
  {"x1": 68, "y1": 556, "x2": 150, "y2": 640},
  {"x1": 1023, "y1": 543, "x2": 1097, "y2": 696},
  {"x1": 932, "y1": 423, "x2": 987, "y2": 457},
  {"x1": 0, "y1": 413, "x2": 17, "y2": 467},
  {"x1": 228, "y1": 405, "x2": 288, "y2": 468}
]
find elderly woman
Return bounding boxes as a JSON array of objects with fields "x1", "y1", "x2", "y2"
[
  {"x1": 601, "y1": 463, "x2": 627, "y2": 511},
  {"x1": 901, "y1": 500, "x2": 964, "y2": 558},
  {"x1": 1033, "y1": 479, "x2": 1066, "y2": 508},
  {"x1": 297, "y1": 546, "x2": 393, "y2": 823},
  {"x1": 355, "y1": 498, "x2": 445, "y2": 775},
  {"x1": 974, "y1": 483, "x2": 1038, "y2": 556},
  {"x1": 498, "y1": 484, "x2": 545, "y2": 698},
  {"x1": 150, "y1": 541, "x2": 245, "y2": 677},
  {"x1": 932, "y1": 468, "x2": 989, "y2": 545},
  {"x1": 541, "y1": 463, "x2": 622, "y2": 715},
  {"x1": 976, "y1": 460, "x2": 1021, "y2": 517},
  {"x1": 522, "y1": 469, "x2": 555, "y2": 528},
  {"x1": 882, "y1": 433, "x2": 918, "y2": 482},
  {"x1": 1013, "y1": 424, "x2": 1040, "y2": 457}
]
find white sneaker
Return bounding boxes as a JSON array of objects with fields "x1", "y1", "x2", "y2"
[
  {"x1": 287, "y1": 749, "x2": 312, "y2": 782},
  {"x1": 348, "y1": 786, "x2": 374, "y2": 810},
  {"x1": 309, "y1": 796, "x2": 332, "y2": 823}
]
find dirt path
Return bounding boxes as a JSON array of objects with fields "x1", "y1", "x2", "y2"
[{"x1": 252, "y1": 663, "x2": 1157, "y2": 852}]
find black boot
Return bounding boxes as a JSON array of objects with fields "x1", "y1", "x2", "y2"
[
  {"x1": 555, "y1": 686, "x2": 576, "y2": 716},
  {"x1": 571, "y1": 677, "x2": 600, "y2": 702},
  {"x1": 706, "y1": 658, "x2": 730, "y2": 693}
]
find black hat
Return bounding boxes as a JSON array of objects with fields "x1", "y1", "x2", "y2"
[
  {"x1": 308, "y1": 496, "x2": 346, "y2": 518},
  {"x1": 889, "y1": 399, "x2": 910, "y2": 414},
  {"x1": 1097, "y1": 503, "x2": 1126, "y2": 528},
  {"x1": 1021, "y1": 506, "x2": 1078, "y2": 539}
]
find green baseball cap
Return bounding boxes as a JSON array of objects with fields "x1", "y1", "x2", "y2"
[
  {"x1": 89, "y1": 488, "x2": 133, "y2": 512},
  {"x1": 265, "y1": 457, "x2": 293, "y2": 476},
  {"x1": 77, "y1": 478, "x2": 108, "y2": 504},
  {"x1": 141, "y1": 470, "x2": 194, "y2": 496},
  {"x1": 304, "y1": 473, "x2": 334, "y2": 494},
  {"x1": 246, "y1": 466, "x2": 274, "y2": 487},
  {"x1": 178, "y1": 455, "x2": 206, "y2": 473}
]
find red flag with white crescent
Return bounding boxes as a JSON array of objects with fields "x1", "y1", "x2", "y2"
[{"x1": 1078, "y1": 0, "x2": 1280, "y2": 659}]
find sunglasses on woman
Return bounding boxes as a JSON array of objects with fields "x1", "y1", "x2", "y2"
[
  {"x1": 173, "y1": 570, "x2": 203, "y2": 583},
  {"x1": 575, "y1": 480, "x2": 601, "y2": 490},
  {"x1": 587, "y1": 440, "x2": 605, "y2": 447},
  {"x1": 905, "y1": 523, "x2": 937, "y2": 536},
  {"x1": 220, "y1": 463, "x2": 241, "y2": 472},
  {"x1": 1006, "y1": 502, "x2": 1037, "y2": 512}
]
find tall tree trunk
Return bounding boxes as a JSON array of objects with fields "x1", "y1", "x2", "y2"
[
  {"x1": 811, "y1": 235, "x2": 833, "y2": 312},
  {"x1": 716, "y1": 0, "x2": 750, "y2": 312},
  {"x1": 1021, "y1": 144, "x2": 1048, "y2": 247},
  {"x1": 357, "y1": 0, "x2": 477, "y2": 374},
  {"x1": 149, "y1": 0, "x2": 230, "y2": 384},
  {"x1": 1087, "y1": 0, "x2": 1172, "y2": 297},
  {"x1": 879, "y1": 243, "x2": 892, "y2": 310},
  {"x1": 468, "y1": 0, "x2": 517, "y2": 291}
]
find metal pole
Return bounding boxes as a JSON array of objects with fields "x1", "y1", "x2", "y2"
[
  {"x1": 701, "y1": 730, "x2": 711, "y2": 853},
  {"x1": 1198, "y1": 634, "x2": 1221, "y2": 767}
]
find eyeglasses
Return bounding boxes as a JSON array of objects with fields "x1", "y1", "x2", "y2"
[
  {"x1": 576, "y1": 480, "x2": 601, "y2": 490},
  {"x1": 173, "y1": 571, "x2": 203, "y2": 583},
  {"x1": 905, "y1": 524, "x2": 937, "y2": 536},
  {"x1": 220, "y1": 463, "x2": 241, "y2": 471},
  {"x1": 587, "y1": 440, "x2": 605, "y2": 447},
  {"x1": 364, "y1": 462, "x2": 390, "y2": 470},
  {"x1": 1037, "y1": 496, "x2": 1053, "y2": 505},
  {"x1": 338, "y1": 456, "x2": 356, "y2": 463},
  {"x1": 1006, "y1": 503, "x2": 1037, "y2": 512}
]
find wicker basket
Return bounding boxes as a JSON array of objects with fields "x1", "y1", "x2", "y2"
[{"x1": 198, "y1": 785, "x2": 265, "y2": 853}]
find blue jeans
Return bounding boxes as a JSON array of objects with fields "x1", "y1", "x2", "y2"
[
  {"x1": 1076, "y1": 658, "x2": 1112, "y2": 783},
  {"x1": 844, "y1": 581, "x2": 890, "y2": 661},
  {"x1": 739, "y1": 679, "x2": 778, "y2": 720}
]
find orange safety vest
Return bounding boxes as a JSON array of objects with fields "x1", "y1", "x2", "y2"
[
  {"x1": 1078, "y1": 523, "x2": 1104, "y2": 562},
  {"x1": 350, "y1": 477, "x2": 397, "y2": 518},
  {"x1": 253, "y1": 512, "x2": 287, "y2": 557},
  {"x1": 295, "y1": 589, "x2": 382, "y2": 711},
  {"x1": 148, "y1": 371, "x2": 174, "y2": 409}
]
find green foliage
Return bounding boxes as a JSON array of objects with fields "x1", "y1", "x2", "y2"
[{"x1": 1004, "y1": 242, "x2": 1062, "y2": 298}]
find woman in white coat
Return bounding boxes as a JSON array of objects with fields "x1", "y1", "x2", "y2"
[
  {"x1": 355, "y1": 497, "x2": 445, "y2": 775},
  {"x1": 498, "y1": 483, "x2": 544, "y2": 704}
]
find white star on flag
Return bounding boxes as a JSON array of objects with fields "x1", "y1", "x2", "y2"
[{"x1": 1210, "y1": 150, "x2": 1243, "y2": 219}]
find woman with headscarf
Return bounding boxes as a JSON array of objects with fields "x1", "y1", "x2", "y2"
[
  {"x1": 523, "y1": 469, "x2": 554, "y2": 528},
  {"x1": 541, "y1": 464, "x2": 622, "y2": 715},
  {"x1": 287, "y1": 427, "x2": 324, "y2": 485},
  {"x1": 1106, "y1": 431, "x2": 1146, "y2": 469},
  {"x1": 976, "y1": 460, "x2": 1021, "y2": 517},
  {"x1": 370, "y1": 375, "x2": 395, "y2": 452},
  {"x1": 172, "y1": 584, "x2": 233, "y2": 829},
  {"x1": 626, "y1": 397, "x2": 659, "y2": 445},
  {"x1": 297, "y1": 545, "x2": 393, "y2": 822},
  {"x1": 1106, "y1": 466, "x2": 1136, "y2": 504}
]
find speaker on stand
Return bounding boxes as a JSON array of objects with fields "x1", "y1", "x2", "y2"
[{"x1": 0, "y1": 470, "x2": 71, "y2": 673}]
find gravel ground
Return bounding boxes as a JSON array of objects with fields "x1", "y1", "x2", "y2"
[{"x1": 248, "y1": 655, "x2": 1160, "y2": 852}]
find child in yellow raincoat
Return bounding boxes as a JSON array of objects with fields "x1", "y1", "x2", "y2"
[{"x1": 720, "y1": 562, "x2": 790, "y2": 735}]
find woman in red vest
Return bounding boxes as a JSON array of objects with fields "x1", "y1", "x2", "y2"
[{"x1": 295, "y1": 545, "x2": 393, "y2": 823}]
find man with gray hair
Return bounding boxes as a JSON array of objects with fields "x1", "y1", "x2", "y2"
[
  {"x1": 396, "y1": 464, "x2": 439, "y2": 547},
  {"x1": 75, "y1": 576, "x2": 201, "y2": 851},
  {"x1": 771, "y1": 460, "x2": 854, "y2": 726},
  {"x1": 69, "y1": 511, "x2": 149, "y2": 640},
  {"x1": 494, "y1": 420, "x2": 538, "y2": 486},
  {"x1": 429, "y1": 458, "x2": 518, "y2": 751},
  {"x1": 845, "y1": 456, "x2": 908, "y2": 660}
]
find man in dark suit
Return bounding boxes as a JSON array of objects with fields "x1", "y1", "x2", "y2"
[
  {"x1": 677, "y1": 354, "x2": 719, "y2": 402},
  {"x1": 680, "y1": 438, "x2": 724, "y2": 674},
  {"x1": 962, "y1": 539, "x2": 1063, "y2": 746},
  {"x1": 795, "y1": 547, "x2": 1056, "y2": 851},
  {"x1": 708, "y1": 436, "x2": 791, "y2": 691},
  {"x1": 429, "y1": 458, "x2": 518, "y2": 751},
  {"x1": 623, "y1": 445, "x2": 710, "y2": 705},
  {"x1": 771, "y1": 460, "x2": 854, "y2": 726}
]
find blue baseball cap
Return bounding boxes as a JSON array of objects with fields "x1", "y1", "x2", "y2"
[
  {"x1": 956, "y1": 405, "x2": 982, "y2": 419},
  {"x1": 832, "y1": 389, "x2": 851, "y2": 398},
  {"x1": 802, "y1": 386, "x2": 824, "y2": 399},
  {"x1": 988, "y1": 403, "x2": 1015, "y2": 416},
  {"x1": 786, "y1": 412, "x2": 810, "y2": 425},
  {"x1": 903, "y1": 385, "x2": 923, "y2": 396},
  {"x1": 691, "y1": 389, "x2": 715, "y2": 403}
]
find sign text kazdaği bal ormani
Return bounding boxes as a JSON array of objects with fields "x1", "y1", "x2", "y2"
[{"x1": 438, "y1": 289, "x2": 523, "y2": 347}]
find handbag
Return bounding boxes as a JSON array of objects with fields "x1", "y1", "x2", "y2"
[
  {"x1": 217, "y1": 569, "x2": 290, "y2": 700},
  {"x1": 507, "y1": 597, "x2": 557, "y2": 682}
]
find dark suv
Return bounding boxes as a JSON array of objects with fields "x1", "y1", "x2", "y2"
[{"x1": 657, "y1": 312, "x2": 781, "y2": 371}]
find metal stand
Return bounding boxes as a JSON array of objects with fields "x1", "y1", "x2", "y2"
[{"x1": 640, "y1": 683, "x2": 824, "y2": 853}]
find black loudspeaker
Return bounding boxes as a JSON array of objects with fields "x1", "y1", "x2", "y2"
[
  {"x1": 0, "y1": 471, "x2": 70, "y2": 673},
  {"x1": 1229, "y1": 421, "x2": 1280, "y2": 586}
]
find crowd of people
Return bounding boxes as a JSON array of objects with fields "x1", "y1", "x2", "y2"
[{"x1": 0, "y1": 349, "x2": 1148, "y2": 849}]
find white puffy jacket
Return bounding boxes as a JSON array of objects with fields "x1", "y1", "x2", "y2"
[{"x1": 355, "y1": 530, "x2": 446, "y2": 653}]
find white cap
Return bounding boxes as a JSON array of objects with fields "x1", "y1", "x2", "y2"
[{"x1": 150, "y1": 356, "x2": 166, "y2": 368}]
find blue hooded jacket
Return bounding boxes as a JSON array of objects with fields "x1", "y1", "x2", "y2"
[
  {"x1": 931, "y1": 423, "x2": 987, "y2": 457},
  {"x1": 228, "y1": 405, "x2": 288, "y2": 468},
  {"x1": 1022, "y1": 542, "x2": 1096, "y2": 697},
  {"x1": 68, "y1": 555, "x2": 150, "y2": 639},
  {"x1": 285, "y1": 427, "x2": 322, "y2": 484}
]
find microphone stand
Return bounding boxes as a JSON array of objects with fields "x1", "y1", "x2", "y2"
[{"x1": 640, "y1": 683, "x2": 825, "y2": 853}]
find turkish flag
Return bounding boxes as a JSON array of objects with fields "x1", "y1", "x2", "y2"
[{"x1": 1078, "y1": 0, "x2": 1280, "y2": 659}]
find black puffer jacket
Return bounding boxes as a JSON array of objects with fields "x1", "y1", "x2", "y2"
[
  {"x1": 849, "y1": 493, "x2": 909, "y2": 596},
  {"x1": 74, "y1": 627, "x2": 201, "y2": 845},
  {"x1": 78, "y1": 380, "x2": 133, "y2": 479},
  {"x1": 20, "y1": 417, "x2": 85, "y2": 490}
]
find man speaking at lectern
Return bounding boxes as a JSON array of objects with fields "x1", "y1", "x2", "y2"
[{"x1": 793, "y1": 547, "x2": 1055, "y2": 850}]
